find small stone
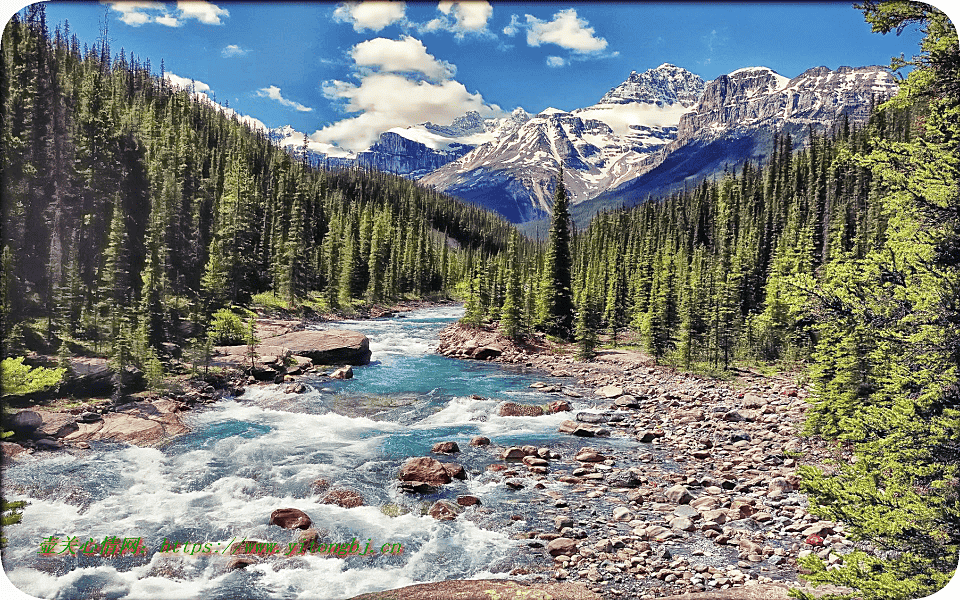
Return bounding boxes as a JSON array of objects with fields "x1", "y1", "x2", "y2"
[
  {"x1": 431, "y1": 441, "x2": 460, "y2": 454},
  {"x1": 469, "y1": 436, "x2": 491, "y2": 446},
  {"x1": 665, "y1": 484, "x2": 693, "y2": 504},
  {"x1": 595, "y1": 385, "x2": 624, "y2": 399},
  {"x1": 546, "y1": 537, "x2": 578, "y2": 557},
  {"x1": 612, "y1": 507, "x2": 633, "y2": 522}
]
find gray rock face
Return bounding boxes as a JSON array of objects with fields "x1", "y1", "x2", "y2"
[
  {"x1": 355, "y1": 132, "x2": 473, "y2": 178},
  {"x1": 599, "y1": 63, "x2": 705, "y2": 106},
  {"x1": 675, "y1": 65, "x2": 895, "y2": 143}
]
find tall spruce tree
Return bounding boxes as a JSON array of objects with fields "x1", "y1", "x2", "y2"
[{"x1": 538, "y1": 167, "x2": 574, "y2": 339}]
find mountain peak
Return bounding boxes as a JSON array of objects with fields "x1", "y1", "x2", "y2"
[{"x1": 599, "y1": 64, "x2": 705, "y2": 107}]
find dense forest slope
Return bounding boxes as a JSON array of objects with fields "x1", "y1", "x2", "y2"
[{"x1": 1, "y1": 5, "x2": 512, "y2": 369}]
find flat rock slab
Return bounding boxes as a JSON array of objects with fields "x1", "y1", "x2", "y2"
[
  {"x1": 346, "y1": 579, "x2": 601, "y2": 600},
  {"x1": 64, "y1": 399, "x2": 187, "y2": 446},
  {"x1": 261, "y1": 330, "x2": 371, "y2": 365}
]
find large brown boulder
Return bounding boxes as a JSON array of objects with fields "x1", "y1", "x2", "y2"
[
  {"x1": 37, "y1": 413, "x2": 79, "y2": 438},
  {"x1": 398, "y1": 457, "x2": 452, "y2": 486},
  {"x1": 546, "y1": 537, "x2": 578, "y2": 557},
  {"x1": 261, "y1": 330, "x2": 371, "y2": 365},
  {"x1": 270, "y1": 508, "x2": 312, "y2": 529},
  {"x1": 63, "y1": 400, "x2": 187, "y2": 446}
]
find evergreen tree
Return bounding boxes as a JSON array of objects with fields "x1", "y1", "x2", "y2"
[
  {"x1": 795, "y1": 4, "x2": 960, "y2": 598},
  {"x1": 499, "y1": 232, "x2": 523, "y2": 339},
  {"x1": 538, "y1": 167, "x2": 574, "y2": 339}
]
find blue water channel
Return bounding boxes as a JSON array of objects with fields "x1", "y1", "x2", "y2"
[{"x1": 2, "y1": 305, "x2": 631, "y2": 600}]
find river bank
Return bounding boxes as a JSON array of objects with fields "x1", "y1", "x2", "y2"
[
  {"x1": 423, "y1": 322, "x2": 850, "y2": 599},
  {"x1": 2, "y1": 308, "x2": 851, "y2": 600},
  {"x1": 1, "y1": 299, "x2": 452, "y2": 455}
]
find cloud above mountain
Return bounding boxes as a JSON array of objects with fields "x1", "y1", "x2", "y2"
[
  {"x1": 257, "y1": 86, "x2": 313, "y2": 112},
  {"x1": 351, "y1": 36, "x2": 455, "y2": 80},
  {"x1": 311, "y1": 35, "x2": 504, "y2": 153},
  {"x1": 104, "y1": 1, "x2": 229, "y2": 27}
]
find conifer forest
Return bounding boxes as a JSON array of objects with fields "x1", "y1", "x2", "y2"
[{"x1": 1, "y1": 2, "x2": 958, "y2": 600}]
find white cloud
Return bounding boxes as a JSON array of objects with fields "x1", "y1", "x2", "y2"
[
  {"x1": 103, "y1": 1, "x2": 228, "y2": 26},
  {"x1": 315, "y1": 72, "x2": 501, "y2": 152},
  {"x1": 222, "y1": 44, "x2": 249, "y2": 57},
  {"x1": 502, "y1": 13, "x2": 521, "y2": 36},
  {"x1": 423, "y1": 1, "x2": 492, "y2": 37},
  {"x1": 155, "y1": 14, "x2": 180, "y2": 27},
  {"x1": 165, "y1": 72, "x2": 211, "y2": 92},
  {"x1": 546, "y1": 56, "x2": 566, "y2": 68},
  {"x1": 312, "y1": 35, "x2": 504, "y2": 153},
  {"x1": 525, "y1": 8, "x2": 607, "y2": 53},
  {"x1": 177, "y1": 1, "x2": 229, "y2": 25},
  {"x1": 441, "y1": 1, "x2": 491, "y2": 32},
  {"x1": 257, "y1": 86, "x2": 313, "y2": 112},
  {"x1": 102, "y1": 2, "x2": 164, "y2": 26},
  {"x1": 351, "y1": 36, "x2": 454, "y2": 81},
  {"x1": 333, "y1": 1, "x2": 406, "y2": 32}
]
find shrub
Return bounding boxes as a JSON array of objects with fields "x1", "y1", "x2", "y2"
[{"x1": 208, "y1": 309, "x2": 245, "y2": 345}]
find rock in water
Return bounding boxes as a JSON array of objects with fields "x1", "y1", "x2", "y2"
[
  {"x1": 260, "y1": 330, "x2": 372, "y2": 365},
  {"x1": 322, "y1": 489, "x2": 364, "y2": 508},
  {"x1": 428, "y1": 500, "x2": 461, "y2": 520},
  {"x1": 331, "y1": 366, "x2": 353, "y2": 380},
  {"x1": 398, "y1": 456, "x2": 453, "y2": 486},
  {"x1": 431, "y1": 441, "x2": 460, "y2": 454},
  {"x1": 270, "y1": 508, "x2": 312, "y2": 529}
]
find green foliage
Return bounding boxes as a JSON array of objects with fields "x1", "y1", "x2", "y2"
[
  {"x1": 0, "y1": 8, "x2": 513, "y2": 367},
  {"x1": 0, "y1": 357, "x2": 65, "y2": 396},
  {"x1": 208, "y1": 309, "x2": 246, "y2": 345},
  {"x1": 245, "y1": 317, "x2": 259, "y2": 369},
  {"x1": 499, "y1": 233, "x2": 523, "y2": 339},
  {"x1": 575, "y1": 296, "x2": 600, "y2": 360},
  {"x1": 795, "y1": 3, "x2": 960, "y2": 598},
  {"x1": 538, "y1": 168, "x2": 575, "y2": 339},
  {"x1": 1, "y1": 498, "x2": 26, "y2": 547}
]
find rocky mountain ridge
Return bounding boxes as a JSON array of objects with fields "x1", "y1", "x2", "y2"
[{"x1": 273, "y1": 63, "x2": 897, "y2": 224}]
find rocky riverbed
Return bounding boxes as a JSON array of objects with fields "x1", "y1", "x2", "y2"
[
  {"x1": 2, "y1": 322, "x2": 373, "y2": 454},
  {"x1": 429, "y1": 322, "x2": 851, "y2": 599}
]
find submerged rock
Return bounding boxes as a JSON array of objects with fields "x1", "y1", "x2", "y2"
[{"x1": 322, "y1": 489, "x2": 364, "y2": 508}]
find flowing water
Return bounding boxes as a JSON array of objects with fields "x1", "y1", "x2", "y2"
[{"x1": 2, "y1": 305, "x2": 637, "y2": 599}]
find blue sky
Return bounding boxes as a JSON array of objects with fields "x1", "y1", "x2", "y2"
[{"x1": 3, "y1": 1, "x2": 946, "y2": 155}]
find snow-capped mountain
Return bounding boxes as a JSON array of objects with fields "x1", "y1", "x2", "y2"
[
  {"x1": 268, "y1": 63, "x2": 897, "y2": 225},
  {"x1": 576, "y1": 64, "x2": 898, "y2": 223},
  {"x1": 419, "y1": 64, "x2": 706, "y2": 222}
]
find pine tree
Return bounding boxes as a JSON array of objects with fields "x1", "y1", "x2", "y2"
[
  {"x1": 538, "y1": 167, "x2": 574, "y2": 339},
  {"x1": 499, "y1": 232, "x2": 523, "y2": 339}
]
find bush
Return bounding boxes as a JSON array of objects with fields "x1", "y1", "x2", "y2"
[
  {"x1": 1, "y1": 357, "x2": 65, "y2": 397},
  {"x1": 208, "y1": 309, "x2": 245, "y2": 345}
]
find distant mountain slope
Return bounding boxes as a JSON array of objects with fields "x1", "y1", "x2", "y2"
[
  {"x1": 573, "y1": 65, "x2": 898, "y2": 222},
  {"x1": 271, "y1": 63, "x2": 897, "y2": 226},
  {"x1": 419, "y1": 64, "x2": 706, "y2": 222}
]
